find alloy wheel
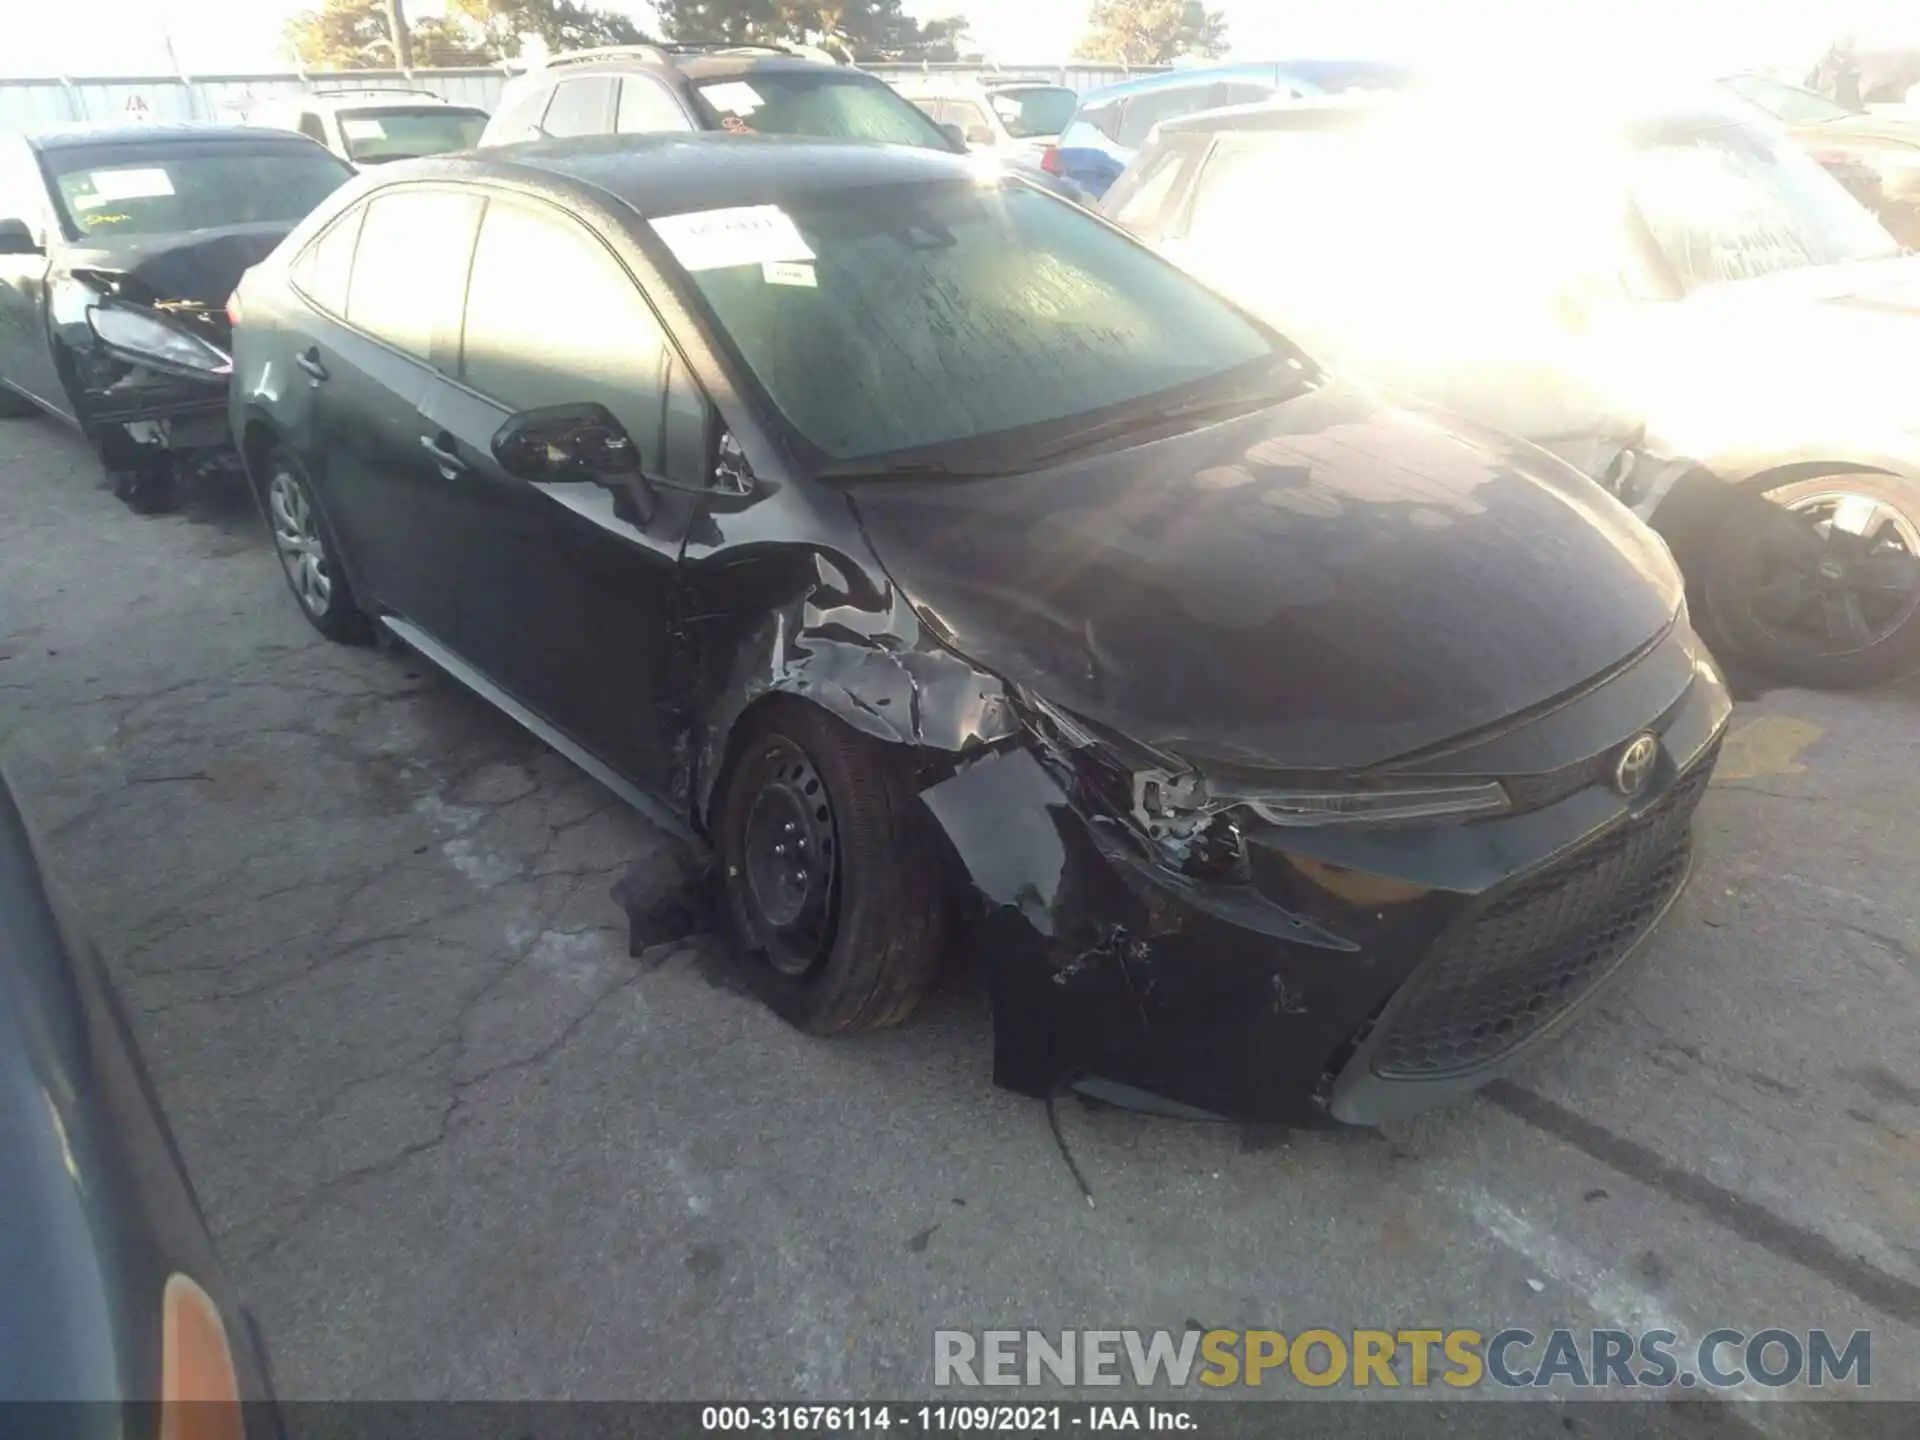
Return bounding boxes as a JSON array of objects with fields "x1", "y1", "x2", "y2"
[
  {"x1": 267, "y1": 469, "x2": 333, "y2": 619},
  {"x1": 1741, "y1": 489, "x2": 1920, "y2": 654}
]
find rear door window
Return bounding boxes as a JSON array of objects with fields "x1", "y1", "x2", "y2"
[
  {"x1": 459, "y1": 198, "x2": 673, "y2": 464},
  {"x1": 945, "y1": 99, "x2": 995, "y2": 143},
  {"x1": 617, "y1": 76, "x2": 692, "y2": 134},
  {"x1": 291, "y1": 205, "x2": 365, "y2": 316},
  {"x1": 345, "y1": 187, "x2": 482, "y2": 361},
  {"x1": 541, "y1": 77, "x2": 616, "y2": 138},
  {"x1": 1106, "y1": 135, "x2": 1201, "y2": 236}
]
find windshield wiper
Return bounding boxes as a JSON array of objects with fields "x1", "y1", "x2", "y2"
[
  {"x1": 813, "y1": 457, "x2": 1024, "y2": 483},
  {"x1": 1015, "y1": 371, "x2": 1313, "y2": 470}
]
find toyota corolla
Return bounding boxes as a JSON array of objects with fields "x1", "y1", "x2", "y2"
[{"x1": 228, "y1": 135, "x2": 1730, "y2": 1125}]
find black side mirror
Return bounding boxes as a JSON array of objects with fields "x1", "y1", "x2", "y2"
[
  {"x1": 937, "y1": 122, "x2": 967, "y2": 151},
  {"x1": 0, "y1": 218, "x2": 42, "y2": 256},
  {"x1": 491, "y1": 403, "x2": 640, "y2": 481}
]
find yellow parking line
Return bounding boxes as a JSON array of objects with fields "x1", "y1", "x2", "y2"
[{"x1": 1712, "y1": 716, "x2": 1824, "y2": 783}]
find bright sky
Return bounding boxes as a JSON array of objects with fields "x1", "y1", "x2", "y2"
[{"x1": 1, "y1": 0, "x2": 1914, "y2": 78}]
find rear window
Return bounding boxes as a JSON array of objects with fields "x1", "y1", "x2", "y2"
[
  {"x1": 986, "y1": 86, "x2": 1078, "y2": 139},
  {"x1": 691, "y1": 72, "x2": 955, "y2": 150},
  {"x1": 47, "y1": 143, "x2": 350, "y2": 239},
  {"x1": 657, "y1": 182, "x2": 1275, "y2": 462},
  {"x1": 337, "y1": 107, "x2": 488, "y2": 163}
]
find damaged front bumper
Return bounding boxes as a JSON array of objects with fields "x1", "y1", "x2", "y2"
[
  {"x1": 921, "y1": 626, "x2": 1731, "y2": 1128},
  {"x1": 52, "y1": 279, "x2": 238, "y2": 465}
]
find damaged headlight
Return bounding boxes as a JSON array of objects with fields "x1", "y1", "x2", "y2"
[
  {"x1": 1023, "y1": 692, "x2": 1509, "y2": 847},
  {"x1": 87, "y1": 304, "x2": 230, "y2": 376},
  {"x1": 1138, "y1": 770, "x2": 1510, "y2": 828}
]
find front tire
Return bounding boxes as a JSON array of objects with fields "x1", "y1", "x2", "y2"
[
  {"x1": 263, "y1": 448, "x2": 373, "y2": 644},
  {"x1": 1703, "y1": 473, "x2": 1920, "y2": 689},
  {"x1": 716, "y1": 700, "x2": 946, "y2": 1034}
]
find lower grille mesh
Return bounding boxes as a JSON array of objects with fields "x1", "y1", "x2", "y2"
[{"x1": 1371, "y1": 757, "x2": 1714, "y2": 1079}]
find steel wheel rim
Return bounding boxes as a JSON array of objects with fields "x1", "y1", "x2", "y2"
[
  {"x1": 267, "y1": 469, "x2": 332, "y2": 618},
  {"x1": 1741, "y1": 488, "x2": 1920, "y2": 655},
  {"x1": 735, "y1": 736, "x2": 838, "y2": 977}
]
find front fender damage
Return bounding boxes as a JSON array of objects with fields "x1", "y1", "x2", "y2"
[
  {"x1": 616, "y1": 551, "x2": 1342, "y2": 1114},
  {"x1": 690, "y1": 554, "x2": 1019, "y2": 825}
]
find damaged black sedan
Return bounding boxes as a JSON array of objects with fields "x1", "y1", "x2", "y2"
[
  {"x1": 230, "y1": 134, "x2": 1730, "y2": 1126},
  {"x1": 0, "y1": 124, "x2": 351, "y2": 510}
]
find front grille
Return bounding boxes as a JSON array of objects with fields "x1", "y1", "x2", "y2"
[{"x1": 1371, "y1": 754, "x2": 1715, "y2": 1079}]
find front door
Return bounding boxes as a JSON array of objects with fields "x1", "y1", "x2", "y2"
[
  {"x1": 0, "y1": 139, "x2": 72, "y2": 417},
  {"x1": 424, "y1": 194, "x2": 706, "y2": 790}
]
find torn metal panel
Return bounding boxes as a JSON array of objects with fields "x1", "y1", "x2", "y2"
[
  {"x1": 689, "y1": 554, "x2": 1018, "y2": 826},
  {"x1": 920, "y1": 744, "x2": 1381, "y2": 1118}
]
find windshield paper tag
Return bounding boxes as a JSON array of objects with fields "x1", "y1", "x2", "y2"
[
  {"x1": 762, "y1": 260, "x2": 817, "y2": 287},
  {"x1": 88, "y1": 167, "x2": 175, "y2": 200},
  {"x1": 340, "y1": 117, "x2": 387, "y2": 139},
  {"x1": 701, "y1": 81, "x2": 765, "y2": 114},
  {"x1": 650, "y1": 206, "x2": 814, "y2": 272}
]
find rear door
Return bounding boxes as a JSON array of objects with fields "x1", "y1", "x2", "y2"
[
  {"x1": 420, "y1": 193, "x2": 706, "y2": 787},
  {"x1": 292, "y1": 185, "x2": 481, "y2": 640}
]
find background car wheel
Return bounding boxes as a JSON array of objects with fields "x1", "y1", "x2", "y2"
[
  {"x1": 264, "y1": 449, "x2": 373, "y2": 644},
  {"x1": 716, "y1": 700, "x2": 946, "y2": 1034},
  {"x1": 109, "y1": 456, "x2": 178, "y2": 515},
  {"x1": 0, "y1": 386, "x2": 36, "y2": 418},
  {"x1": 1704, "y1": 473, "x2": 1920, "y2": 689}
]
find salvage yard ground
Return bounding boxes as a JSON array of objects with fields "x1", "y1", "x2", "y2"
[{"x1": 2, "y1": 416, "x2": 1918, "y2": 1434}]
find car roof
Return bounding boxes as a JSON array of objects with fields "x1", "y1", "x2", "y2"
[
  {"x1": 301, "y1": 92, "x2": 485, "y2": 113},
  {"x1": 436, "y1": 131, "x2": 977, "y2": 218},
  {"x1": 1152, "y1": 83, "x2": 1773, "y2": 146},
  {"x1": 1076, "y1": 63, "x2": 1280, "y2": 105},
  {"x1": 1075, "y1": 58, "x2": 1418, "y2": 108},
  {"x1": 1157, "y1": 92, "x2": 1397, "y2": 136},
  {"x1": 513, "y1": 48, "x2": 856, "y2": 84},
  {"x1": 891, "y1": 74, "x2": 1073, "y2": 94},
  {"x1": 25, "y1": 122, "x2": 317, "y2": 151}
]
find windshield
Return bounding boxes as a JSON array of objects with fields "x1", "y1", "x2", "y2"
[
  {"x1": 338, "y1": 107, "x2": 488, "y2": 162},
  {"x1": 48, "y1": 143, "x2": 352, "y2": 239},
  {"x1": 986, "y1": 86, "x2": 1078, "y2": 139},
  {"x1": 655, "y1": 182, "x2": 1278, "y2": 464},
  {"x1": 1628, "y1": 119, "x2": 1900, "y2": 286},
  {"x1": 1720, "y1": 74, "x2": 1856, "y2": 125},
  {"x1": 693, "y1": 73, "x2": 956, "y2": 151}
]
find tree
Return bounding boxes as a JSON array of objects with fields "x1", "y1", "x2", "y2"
[
  {"x1": 1075, "y1": 0, "x2": 1228, "y2": 65},
  {"x1": 387, "y1": 0, "x2": 413, "y2": 67},
  {"x1": 656, "y1": 1, "x2": 970, "y2": 62},
  {"x1": 450, "y1": 0, "x2": 653, "y2": 59}
]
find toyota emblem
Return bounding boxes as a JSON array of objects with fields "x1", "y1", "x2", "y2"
[{"x1": 1612, "y1": 733, "x2": 1658, "y2": 798}]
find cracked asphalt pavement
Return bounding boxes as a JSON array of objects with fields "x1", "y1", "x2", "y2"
[{"x1": 3, "y1": 416, "x2": 1918, "y2": 1432}]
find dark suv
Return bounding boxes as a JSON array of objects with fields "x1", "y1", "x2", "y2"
[{"x1": 478, "y1": 42, "x2": 959, "y2": 152}]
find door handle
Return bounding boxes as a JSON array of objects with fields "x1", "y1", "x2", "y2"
[
  {"x1": 294, "y1": 348, "x2": 328, "y2": 381},
  {"x1": 419, "y1": 432, "x2": 467, "y2": 478}
]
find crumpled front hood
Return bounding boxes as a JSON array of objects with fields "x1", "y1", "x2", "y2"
[
  {"x1": 850, "y1": 382, "x2": 1682, "y2": 771},
  {"x1": 59, "y1": 222, "x2": 293, "y2": 346}
]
